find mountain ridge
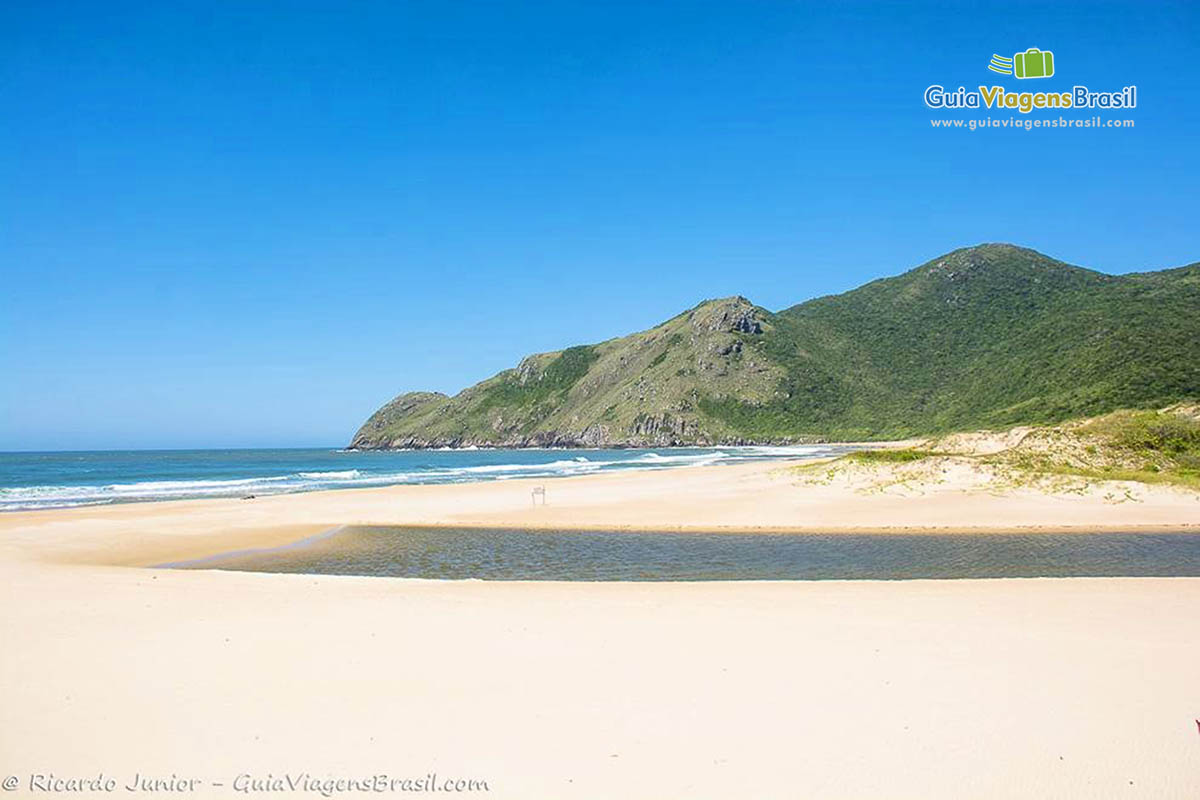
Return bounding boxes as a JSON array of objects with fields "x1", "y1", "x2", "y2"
[{"x1": 350, "y1": 244, "x2": 1200, "y2": 449}]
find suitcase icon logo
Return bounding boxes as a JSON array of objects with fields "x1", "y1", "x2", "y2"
[{"x1": 988, "y1": 48, "x2": 1055, "y2": 79}]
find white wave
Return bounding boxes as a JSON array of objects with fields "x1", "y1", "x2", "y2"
[
  {"x1": 452, "y1": 458, "x2": 604, "y2": 474},
  {"x1": 632, "y1": 451, "x2": 729, "y2": 464},
  {"x1": 729, "y1": 445, "x2": 832, "y2": 457},
  {"x1": 106, "y1": 475, "x2": 291, "y2": 491},
  {"x1": 0, "y1": 446, "x2": 841, "y2": 511}
]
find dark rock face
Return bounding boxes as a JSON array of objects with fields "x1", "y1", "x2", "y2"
[
  {"x1": 731, "y1": 310, "x2": 763, "y2": 334},
  {"x1": 630, "y1": 412, "x2": 695, "y2": 441},
  {"x1": 578, "y1": 425, "x2": 611, "y2": 447}
]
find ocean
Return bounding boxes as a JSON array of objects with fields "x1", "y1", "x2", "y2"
[{"x1": 0, "y1": 445, "x2": 848, "y2": 512}]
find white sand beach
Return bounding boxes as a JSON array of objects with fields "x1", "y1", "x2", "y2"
[{"x1": 1, "y1": 460, "x2": 1199, "y2": 798}]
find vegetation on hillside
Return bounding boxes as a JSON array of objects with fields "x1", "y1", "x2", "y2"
[
  {"x1": 351, "y1": 244, "x2": 1200, "y2": 449},
  {"x1": 478, "y1": 346, "x2": 599, "y2": 412},
  {"x1": 704, "y1": 245, "x2": 1200, "y2": 439}
]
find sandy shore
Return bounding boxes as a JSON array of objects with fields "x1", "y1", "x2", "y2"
[
  {"x1": 2, "y1": 461, "x2": 1199, "y2": 798},
  {"x1": 2, "y1": 459, "x2": 1198, "y2": 568}
]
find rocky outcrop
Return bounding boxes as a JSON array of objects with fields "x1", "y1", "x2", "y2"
[{"x1": 689, "y1": 296, "x2": 764, "y2": 335}]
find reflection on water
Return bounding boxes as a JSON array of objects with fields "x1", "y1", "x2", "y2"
[{"x1": 171, "y1": 527, "x2": 1200, "y2": 581}]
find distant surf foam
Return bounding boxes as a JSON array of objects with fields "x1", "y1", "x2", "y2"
[{"x1": 0, "y1": 445, "x2": 845, "y2": 511}]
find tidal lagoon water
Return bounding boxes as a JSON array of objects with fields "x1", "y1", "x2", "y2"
[{"x1": 171, "y1": 526, "x2": 1200, "y2": 581}]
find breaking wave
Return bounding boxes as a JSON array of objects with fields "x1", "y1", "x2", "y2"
[{"x1": 0, "y1": 445, "x2": 840, "y2": 511}]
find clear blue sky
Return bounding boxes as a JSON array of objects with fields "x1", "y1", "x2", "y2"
[{"x1": 2, "y1": 1, "x2": 1197, "y2": 450}]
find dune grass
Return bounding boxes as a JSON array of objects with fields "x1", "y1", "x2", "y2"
[
  {"x1": 1007, "y1": 409, "x2": 1200, "y2": 489},
  {"x1": 805, "y1": 408, "x2": 1200, "y2": 493},
  {"x1": 845, "y1": 448, "x2": 936, "y2": 464}
]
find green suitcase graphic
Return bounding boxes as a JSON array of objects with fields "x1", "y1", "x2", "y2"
[{"x1": 1014, "y1": 48, "x2": 1054, "y2": 79}]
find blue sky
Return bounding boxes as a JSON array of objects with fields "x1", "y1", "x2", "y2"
[{"x1": 2, "y1": 1, "x2": 1197, "y2": 450}]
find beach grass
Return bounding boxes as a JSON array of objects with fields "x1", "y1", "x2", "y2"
[
  {"x1": 998, "y1": 408, "x2": 1200, "y2": 490},
  {"x1": 845, "y1": 448, "x2": 936, "y2": 464},
  {"x1": 798, "y1": 407, "x2": 1200, "y2": 493}
]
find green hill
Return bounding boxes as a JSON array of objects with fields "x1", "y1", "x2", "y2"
[{"x1": 350, "y1": 244, "x2": 1200, "y2": 448}]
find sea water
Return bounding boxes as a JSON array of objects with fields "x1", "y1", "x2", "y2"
[{"x1": 0, "y1": 445, "x2": 846, "y2": 511}]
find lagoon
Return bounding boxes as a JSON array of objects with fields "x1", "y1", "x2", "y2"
[{"x1": 172, "y1": 526, "x2": 1200, "y2": 581}]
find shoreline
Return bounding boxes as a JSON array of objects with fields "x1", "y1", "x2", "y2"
[
  {"x1": 0, "y1": 442, "x2": 897, "y2": 517},
  {"x1": 0, "y1": 447, "x2": 855, "y2": 517},
  {"x1": 2, "y1": 458, "x2": 1198, "y2": 569}
]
